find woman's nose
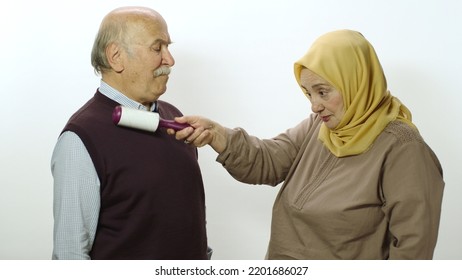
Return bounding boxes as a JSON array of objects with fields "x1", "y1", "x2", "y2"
[{"x1": 311, "y1": 99, "x2": 324, "y2": 113}]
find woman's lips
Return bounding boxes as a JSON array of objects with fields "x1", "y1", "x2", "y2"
[{"x1": 320, "y1": 115, "x2": 331, "y2": 122}]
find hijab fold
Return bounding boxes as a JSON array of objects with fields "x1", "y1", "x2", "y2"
[{"x1": 294, "y1": 30, "x2": 416, "y2": 157}]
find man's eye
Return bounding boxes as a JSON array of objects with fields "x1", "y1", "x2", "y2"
[{"x1": 151, "y1": 46, "x2": 161, "y2": 52}]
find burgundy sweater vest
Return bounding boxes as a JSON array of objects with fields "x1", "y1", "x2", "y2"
[{"x1": 62, "y1": 92, "x2": 208, "y2": 259}]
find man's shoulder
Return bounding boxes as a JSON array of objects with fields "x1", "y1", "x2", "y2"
[{"x1": 157, "y1": 100, "x2": 183, "y2": 119}]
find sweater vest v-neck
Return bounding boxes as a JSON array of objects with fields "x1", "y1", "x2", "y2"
[{"x1": 62, "y1": 91, "x2": 207, "y2": 259}]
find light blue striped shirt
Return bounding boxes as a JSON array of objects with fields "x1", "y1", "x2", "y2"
[{"x1": 51, "y1": 81, "x2": 157, "y2": 260}]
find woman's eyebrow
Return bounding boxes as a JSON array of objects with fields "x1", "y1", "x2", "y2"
[
  {"x1": 312, "y1": 84, "x2": 332, "y2": 93},
  {"x1": 312, "y1": 83, "x2": 330, "y2": 89}
]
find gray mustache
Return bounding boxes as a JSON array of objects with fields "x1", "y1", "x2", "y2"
[{"x1": 153, "y1": 66, "x2": 171, "y2": 77}]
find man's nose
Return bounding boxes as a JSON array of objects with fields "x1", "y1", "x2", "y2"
[{"x1": 162, "y1": 48, "x2": 175, "y2": 67}]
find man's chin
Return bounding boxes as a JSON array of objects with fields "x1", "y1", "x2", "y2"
[
  {"x1": 155, "y1": 85, "x2": 168, "y2": 96},
  {"x1": 153, "y1": 77, "x2": 168, "y2": 89}
]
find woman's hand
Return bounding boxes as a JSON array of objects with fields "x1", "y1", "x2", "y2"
[{"x1": 167, "y1": 116, "x2": 228, "y2": 153}]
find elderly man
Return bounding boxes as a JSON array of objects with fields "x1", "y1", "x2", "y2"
[{"x1": 51, "y1": 6, "x2": 209, "y2": 260}]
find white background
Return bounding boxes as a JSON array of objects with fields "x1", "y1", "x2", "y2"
[{"x1": 1, "y1": 0, "x2": 461, "y2": 260}]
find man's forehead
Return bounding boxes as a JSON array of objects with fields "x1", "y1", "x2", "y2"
[{"x1": 129, "y1": 19, "x2": 171, "y2": 45}]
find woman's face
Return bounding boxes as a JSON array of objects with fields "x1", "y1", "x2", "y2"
[{"x1": 299, "y1": 68, "x2": 344, "y2": 129}]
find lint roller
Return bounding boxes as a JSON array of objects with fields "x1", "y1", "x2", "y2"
[{"x1": 112, "y1": 105, "x2": 190, "y2": 132}]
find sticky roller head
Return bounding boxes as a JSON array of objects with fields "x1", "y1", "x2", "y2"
[{"x1": 112, "y1": 105, "x2": 160, "y2": 132}]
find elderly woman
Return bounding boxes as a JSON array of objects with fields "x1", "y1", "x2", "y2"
[{"x1": 172, "y1": 30, "x2": 444, "y2": 259}]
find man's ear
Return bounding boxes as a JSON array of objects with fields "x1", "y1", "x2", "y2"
[{"x1": 106, "y1": 43, "x2": 125, "y2": 73}]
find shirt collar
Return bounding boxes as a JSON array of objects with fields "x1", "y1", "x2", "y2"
[{"x1": 98, "y1": 80, "x2": 158, "y2": 112}]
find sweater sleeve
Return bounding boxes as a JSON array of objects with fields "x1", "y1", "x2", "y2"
[
  {"x1": 216, "y1": 116, "x2": 315, "y2": 186},
  {"x1": 381, "y1": 138, "x2": 444, "y2": 259}
]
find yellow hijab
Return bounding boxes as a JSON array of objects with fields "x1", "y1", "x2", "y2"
[{"x1": 294, "y1": 30, "x2": 416, "y2": 157}]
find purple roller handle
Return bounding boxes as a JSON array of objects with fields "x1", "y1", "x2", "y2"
[{"x1": 159, "y1": 119, "x2": 190, "y2": 131}]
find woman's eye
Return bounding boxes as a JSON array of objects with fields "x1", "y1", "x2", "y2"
[{"x1": 319, "y1": 89, "x2": 330, "y2": 97}]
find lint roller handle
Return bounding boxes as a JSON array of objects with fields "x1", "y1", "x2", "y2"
[{"x1": 159, "y1": 119, "x2": 190, "y2": 131}]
